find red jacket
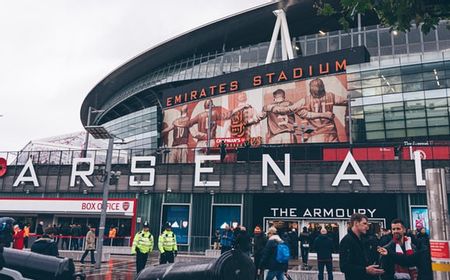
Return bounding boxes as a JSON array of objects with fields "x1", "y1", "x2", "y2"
[{"x1": 13, "y1": 230, "x2": 25, "y2": 250}]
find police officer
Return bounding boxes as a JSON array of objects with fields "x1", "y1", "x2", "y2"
[
  {"x1": 131, "y1": 221, "x2": 154, "y2": 274},
  {"x1": 158, "y1": 223, "x2": 178, "y2": 264}
]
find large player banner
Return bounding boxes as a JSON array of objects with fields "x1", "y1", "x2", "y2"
[{"x1": 162, "y1": 74, "x2": 349, "y2": 162}]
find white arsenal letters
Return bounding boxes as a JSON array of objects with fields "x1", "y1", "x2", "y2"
[{"x1": 7, "y1": 151, "x2": 427, "y2": 188}]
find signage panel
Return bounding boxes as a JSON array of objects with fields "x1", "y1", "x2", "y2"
[{"x1": 0, "y1": 198, "x2": 136, "y2": 216}]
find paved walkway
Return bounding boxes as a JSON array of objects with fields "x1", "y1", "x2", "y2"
[{"x1": 74, "y1": 255, "x2": 341, "y2": 279}]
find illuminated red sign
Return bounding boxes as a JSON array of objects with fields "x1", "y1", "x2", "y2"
[{"x1": 430, "y1": 240, "x2": 450, "y2": 261}]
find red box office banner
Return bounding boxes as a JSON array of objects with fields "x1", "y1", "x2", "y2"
[
  {"x1": 401, "y1": 146, "x2": 450, "y2": 160},
  {"x1": 323, "y1": 147, "x2": 395, "y2": 161}
]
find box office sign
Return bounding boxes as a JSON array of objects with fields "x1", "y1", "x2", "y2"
[{"x1": 0, "y1": 198, "x2": 136, "y2": 216}]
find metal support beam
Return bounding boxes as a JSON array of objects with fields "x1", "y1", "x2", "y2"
[
  {"x1": 95, "y1": 137, "x2": 114, "y2": 269},
  {"x1": 425, "y1": 168, "x2": 450, "y2": 279},
  {"x1": 265, "y1": 9, "x2": 294, "y2": 64}
]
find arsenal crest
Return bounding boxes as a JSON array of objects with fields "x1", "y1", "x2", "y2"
[
  {"x1": 0, "y1": 158, "x2": 7, "y2": 177},
  {"x1": 122, "y1": 201, "x2": 130, "y2": 211}
]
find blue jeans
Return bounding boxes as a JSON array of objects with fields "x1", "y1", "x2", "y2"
[
  {"x1": 266, "y1": 270, "x2": 284, "y2": 280},
  {"x1": 318, "y1": 261, "x2": 333, "y2": 280}
]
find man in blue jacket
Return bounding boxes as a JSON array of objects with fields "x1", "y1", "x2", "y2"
[{"x1": 220, "y1": 225, "x2": 234, "y2": 254}]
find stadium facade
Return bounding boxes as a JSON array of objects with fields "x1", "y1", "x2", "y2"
[{"x1": 1, "y1": 0, "x2": 450, "y2": 252}]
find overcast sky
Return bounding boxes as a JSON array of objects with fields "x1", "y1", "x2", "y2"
[{"x1": 0, "y1": 0, "x2": 268, "y2": 151}]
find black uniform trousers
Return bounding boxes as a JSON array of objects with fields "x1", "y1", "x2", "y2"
[
  {"x1": 136, "y1": 250, "x2": 149, "y2": 274},
  {"x1": 159, "y1": 251, "x2": 175, "y2": 264}
]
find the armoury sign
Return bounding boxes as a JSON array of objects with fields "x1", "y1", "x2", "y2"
[
  {"x1": 269, "y1": 207, "x2": 377, "y2": 218},
  {"x1": 162, "y1": 47, "x2": 370, "y2": 108},
  {"x1": 1, "y1": 150, "x2": 427, "y2": 188}
]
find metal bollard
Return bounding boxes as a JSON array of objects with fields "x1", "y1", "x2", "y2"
[{"x1": 136, "y1": 249, "x2": 255, "y2": 280}]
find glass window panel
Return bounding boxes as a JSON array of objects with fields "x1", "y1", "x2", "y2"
[
  {"x1": 426, "y1": 98, "x2": 448, "y2": 108},
  {"x1": 385, "y1": 120, "x2": 405, "y2": 129},
  {"x1": 381, "y1": 68, "x2": 401, "y2": 77},
  {"x1": 386, "y1": 129, "x2": 406, "y2": 138},
  {"x1": 407, "y1": 128, "x2": 427, "y2": 137},
  {"x1": 427, "y1": 106, "x2": 448, "y2": 117},
  {"x1": 425, "y1": 89, "x2": 447, "y2": 99},
  {"x1": 365, "y1": 113, "x2": 384, "y2": 122},
  {"x1": 364, "y1": 95, "x2": 383, "y2": 105},
  {"x1": 384, "y1": 102, "x2": 405, "y2": 120},
  {"x1": 403, "y1": 91, "x2": 424, "y2": 101},
  {"x1": 383, "y1": 93, "x2": 403, "y2": 103},
  {"x1": 381, "y1": 83, "x2": 402, "y2": 95},
  {"x1": 366, "y1": 130, "x2": 385, "y2": 140},
  {"x1": 401, "y1": 64, "x2": 422, "y2": 75},
  {"x1": 402, "y1": 73, "x2": 423, "y2": 83},
  {"x1": 362, "y1": 87, "x2": 382, "y2": 96},
  {"x1": 362, "y1": 78, "x2": 381, "y2": 87},
  {"x1": 406, "y1": 118, "x2": 427, "y2": 128},
  {"x1": 428, "y1": 126, "x2": 449, "y2": 136},
  {"x1": 403, "y1": 82, "x2": 423, "y2": 92},
  {"x1": 365, "y1": 122, "x2": 385, "y2": 131},
  {"x1": 348, "y1": 81, "x2": 362, "y2": 90},
  {"x1": 424, "y1": 80, "x2": 445, "y2": 90},
  {"x1": 427, "y1": 117, "x2": 449, "y2": 127},
  {"x1": 361, "y1": 70, "x2": 380, "y2": 79}
]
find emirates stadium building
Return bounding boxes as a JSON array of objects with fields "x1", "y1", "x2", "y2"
[{"x1": 1, "y1": 0, "x2": 450, "y2": 252}]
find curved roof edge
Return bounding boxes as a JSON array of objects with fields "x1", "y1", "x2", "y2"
[{"x1": 81, "y1": 0, "x2": 377, "y2": 126}]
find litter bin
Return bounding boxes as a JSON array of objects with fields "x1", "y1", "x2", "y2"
[{"x1": 137, "y1": 249, "x2": 255, "y2": 280}]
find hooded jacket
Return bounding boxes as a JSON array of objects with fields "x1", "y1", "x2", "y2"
[{"x1": 260, "y1": 234, "x2": 288, "y2": 272}]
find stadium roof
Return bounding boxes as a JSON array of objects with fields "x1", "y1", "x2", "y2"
[{"x1": 81, "y1": 0, "x2": 378, "y2": 126}]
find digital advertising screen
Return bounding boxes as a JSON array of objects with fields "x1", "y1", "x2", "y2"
[{"x1": 410, "y1": 206, "x2": 430, "y2": 234}]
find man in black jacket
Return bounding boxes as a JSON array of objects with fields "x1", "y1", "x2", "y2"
[
  {"x1": 31, "y1": 227, "x2": 59, "y2": 257},
  {"x1": 253, "y1": 225, "x2": 267, "y2": 280},
  {"x1": 314, "y1": 228, "x2": 334, "y2": 280},
  {"x1": 339, "y1": 213, "x2": 384, "y2": 280}
]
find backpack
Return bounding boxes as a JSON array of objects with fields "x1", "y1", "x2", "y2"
[{"x1": 276, "y1": 242, "x2": 290, "y2": 263}]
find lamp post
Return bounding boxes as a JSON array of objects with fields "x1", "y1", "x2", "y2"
[
  {"x1": 347, "y1": 94, "x2": 353, "y2": 146},
  {"x1": 83, "y1": 107, "x2": 105, "y2": 157},
  {"x1": 85, "y1": 125, "x2": 113, "y2": 269}
]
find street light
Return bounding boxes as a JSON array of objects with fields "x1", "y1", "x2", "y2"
[
  {"x1": 85, "y1": 125, "x2": 113, "y2": 269},
  {"x1": 83, "y1": 107, "x2": 106, "y2": 157}
]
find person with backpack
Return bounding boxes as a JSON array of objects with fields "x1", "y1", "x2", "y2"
[{"x1": 259, "y1": 227, "x2": 289, "y2": 280}]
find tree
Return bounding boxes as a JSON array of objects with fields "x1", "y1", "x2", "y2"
[{"x1": 315, "y1": 0, "x2": 450, "y2": 34}]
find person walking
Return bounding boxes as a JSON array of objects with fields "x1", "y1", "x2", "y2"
[
  {"x1": 234, "y1": 226, "x2": 252, "y2": 256},
  {"x1": 12, "y1": 224, "x2": 24, "y2": 250},
  {"x1": 131, "y1": 221, "x2": 154, "y2": 275},
  {"x1": 220, "y1": 225, "x2": 234, "y2": 254},
  {"x1": 339, "y1": 213, "x2": 384, "y2": 280},
  {"x1": 314, "y1": 228, "x2": 334, "y2": 280},
  {"x1": 287, "y1": 226, "x2": 299, "y2": 260},
  {"x1": 259, "y1": 227, "x2": 289, "y2": 280},
  {"x1": 80, "y1": 226, "x2": 96, "y2": 264},
  {"x1": 36, "y1": 221, "x2": 44, "y2": 236},
  {"x1": 23, "y1": 224, "x2": 30, "y2": 248},
  {"x1": 299, "y1": 226, "x2": 311, "y2": 270},
  {"x1": 253, "y1": 225, "x2": 267, "y2": 280},
  {"x1": 158, "y1": 223, "x2": 178, "y2": 264},
  {"x1": 108, "y1": 225, "x2": 117, "y2": 246},
  {"x1": 117, "y1": 224, "x2": 127, "y2": 246},
  {"x1": 31, "y1": 227, "x2": 59, "y2": 256}
]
